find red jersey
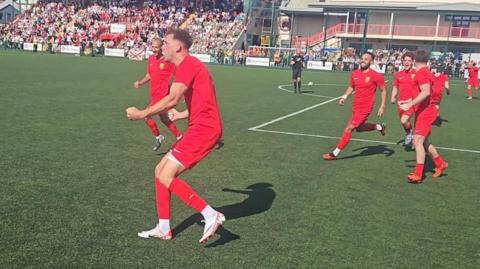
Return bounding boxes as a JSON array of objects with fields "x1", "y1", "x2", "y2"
[
  {"x1": 468, "y1": 66, "x2": 479, "y2": 82},
  {"x1": 349, "y1": 68, "x2": 385, "y2": 114},
  {"x1": 412, "y1": 66, "x2": 434, "y2": 111},
  {"x1": 174, "y1": 55, "x2": 222, "y2": 132},
  {"x1": 393, "y1": 69, "x2": 416, "y2": 101},
  {"x1": 431, "y1": 73, "x2": 448, "y2": 105},
  {"x1": 147, "y1": 55, "x2": 176, "y2": 100}
]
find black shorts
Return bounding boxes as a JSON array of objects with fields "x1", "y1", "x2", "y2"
[{"x1": 292, "y1": 69, "x2": 302, "y2": 79}]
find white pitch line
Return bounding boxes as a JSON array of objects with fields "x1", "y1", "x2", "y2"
[
  {"x1": 248, "y1": 96, "x2": 341, "y2": 130},
  {"x1": 277, "y1": 84, "x2": 337, "y2": 99},
  {"x1": 250, "y1": 128, "x2": 480, "y2": 154}
]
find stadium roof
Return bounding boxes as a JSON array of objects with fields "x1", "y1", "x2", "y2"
[
  {"x1": 281, "y1": 1, "x2": 480, "y2": 14},
  {"x1": 0, "y1": 0, "x2": 19, "y2": 11}
]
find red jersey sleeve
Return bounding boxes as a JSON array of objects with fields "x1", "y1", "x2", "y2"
[
  {"x1": 393, "y1": 73, "x2": 399, "y2": 87},
  {"x1": 174, "y1": 64, "x2": 196, "y2": 87},
  {"x1": 375, "y1": 73, "x2": 386, "y2": 88},
  {"x1": 349, "y1": 73, "x2": 355, "y2": 88}
]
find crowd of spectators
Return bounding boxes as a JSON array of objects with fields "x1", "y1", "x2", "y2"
[{"x1": 0, "y1": 0, "x2": 245, "y2": 57}]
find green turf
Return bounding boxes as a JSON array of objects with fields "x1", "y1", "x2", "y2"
[{"x1": 1, "y1": 50, "x2": 479, "y2": 268}]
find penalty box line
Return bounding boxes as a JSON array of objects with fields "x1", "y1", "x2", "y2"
[
  {"x1": 249, "y1": 85, "x2": 480, "y2": 154},
  {"x1": 250, "y1": 129, "x2": 480, "y2": 154}
]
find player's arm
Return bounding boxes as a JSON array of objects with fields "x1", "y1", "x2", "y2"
[
  {"x1": 339, "y1": 85, "x2": 354, "y2": 105},
  {"x1": 377, "y1": 84, "x2": 387, "y2": 117},
  {"x1": 400, "y1": 83, "x2": 430, "y2": 111},
  {"x1": 445, "y1": 80, "x2": 450, "y2": 95},
  {"x1": 168, "y1": 108, "x2": 189, "y2": 121},
  {"x1": 134, "y1": 73, "x2": 150, "y2": 89},
  {"x1": 391, "y1": 85, "x2": 398, "y2": 104},
  {"x1": 126, "y1": 82, "x2": 188, "y2": 120}
]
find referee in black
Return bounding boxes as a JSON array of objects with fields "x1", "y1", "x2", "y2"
[{"x1": 291, "y1": 51, "x2": 305, "y2": 94}]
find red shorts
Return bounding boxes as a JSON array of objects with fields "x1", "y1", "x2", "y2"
[
  {"x1": 170, "y1": 127, "x2": 222, "y2": 169},
  {"x1": 467, "y1": 79, "x2": 479, "y2": 88},
  {"x1": 349, "y1": 111, "x2": 371, "y2": 128},
  {"x1": 397, "y1": 105, "x2": 415, "y2": 118},
  {"x1": 413, "y1": 105, "x2": 438, "y2": 137}
]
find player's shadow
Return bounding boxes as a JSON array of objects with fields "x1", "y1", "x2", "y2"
[
  {"x1": 155, "y1": 151, "x2": 169, "y2": 156},
  {"x1": 172, "y1": 183, "x2": 276, "y2": 248},
  {"x1": 339, "y1": 145, "x2": 395, "y2": 160},
  {"x1": 301, "y1": 90, "x2": 315, "y2": 93},
  {"x1": 433, "y1": 116, "x2": 449, "y2": 127},
  {"x1": 396, "y1": 140, "x2": 414, "y2": 152},
  {"x1": 215, "y1": 139, "x2": 225, "y2": 150}
]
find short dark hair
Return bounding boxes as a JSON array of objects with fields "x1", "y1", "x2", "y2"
[
  {"x1": 166, "y1": 28, "x2": 192, "y2": 50},
  {"x1": 414, "y1": 50, "x2": 429, "y2": 63},
  {"x1": 362, "y1": 51, "x2": 375, "y2": 61},
  {"x1": 402, "y1": 51, "x2": 415, "y2": 60}
]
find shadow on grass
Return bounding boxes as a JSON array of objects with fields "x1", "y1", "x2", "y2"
[
  {"x1": 172, "y1": 183, "x2": 276, "y2": 248},
  {"x1": 339, "y1": 145, "x2": 395, "y2": 160}
]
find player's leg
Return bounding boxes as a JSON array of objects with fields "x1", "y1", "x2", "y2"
[
  {"x1": 157, "y1": 155, "x2": 224, "y2": 243},
  {"x1": 408, "y1": 134, "x2": 427, "y2": 183},
  {"x1": 400, "y1": 113, "x2": 413, "y2": 145},
  {"x1": 145, "y1": 116, "x2": 160, "y2": 137},
  {"x1": 356, "y1": 122, "x2": 386, "y2": 135},
  {"x1": 159, "y1": 113, "x2": 182, "y2": 139},
  {"x1": 323, "y1": 120, "x2": 355, "y2": 160},
  {"x1": 292, "y1": 70, "x2": 298, "y2": 93},
  {"x1": 145, "y1": 116, "x2": 165, "y2": 151},
  {"x1": 424, "y1": 139, "x2": 448, "y2": 177},
  {"x1": 137, "y1": 155, "x2": 172, "y2": 239},
  {"x1": 467, "y1": 84, "x2": 473, "y2": 99},
  {"x1": 297, "y1": 72, "x2": 302, "y2": 94}
]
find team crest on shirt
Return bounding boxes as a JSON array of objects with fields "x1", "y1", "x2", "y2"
[
  {"x1": 159, "y1": 63, "x2": 165, "y2": 69},
  {"x1": 365, "y1": 76, "x2": 370, "y2": 83}
]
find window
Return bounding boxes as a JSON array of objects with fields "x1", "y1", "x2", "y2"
[
  {"x1": 0, "y1": 13, "x2": 3, "y2": 20},
  {"x1": 263, "y1": 19, "x2": 272, "y2": 28}
]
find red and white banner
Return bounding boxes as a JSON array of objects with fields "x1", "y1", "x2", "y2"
[{"x1": 128, "y1": 48, "x2": 144, "y2": 61}]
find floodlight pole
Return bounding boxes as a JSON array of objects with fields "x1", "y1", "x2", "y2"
[
  {"x1": 445, "y1": 19, "x2": 452, "y2": 53},
  {"x1": 323, "y1": 13, "x2": 329, "y2": 53},
  {"x1": 360, "y1": 9, "x2": 369, "y2": 54},
  {"x1": 270, "y1": 2, "x2": 276, "y2": 47}
]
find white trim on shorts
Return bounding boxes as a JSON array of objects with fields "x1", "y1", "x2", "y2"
[{"x1": 167, "y1": 151, "x2": 185, "y2": 167}]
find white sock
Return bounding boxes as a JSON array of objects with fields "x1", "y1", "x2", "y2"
[
  {"x1": 333, "y1": 148, "x2": 341, "y2": 156},
  {"x1": 156, "y1": 135, "x2": 162, "y2": 139},
  {"x1": 201, "y1": 205, "x2": 217, "y2": 219},
  {"x1": 158, "y1": 219, "x2": 170, "y2": 233},
  {"x1": 376, "y1": 124, "x2": 382, "y2": 131}
]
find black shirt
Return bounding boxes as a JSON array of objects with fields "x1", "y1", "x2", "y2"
[{"x1": 291, "y1": 55, "x2": 304, "y2": 70}]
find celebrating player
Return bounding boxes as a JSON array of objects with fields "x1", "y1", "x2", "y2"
[
  {"x1": 323, "y1": 52, "x2": 387, "y2": 160},
  {"x1": 466, "y1": 61, "x2": 479, "y2": 100},
  {"x1": 399, "y1": 50, "x2": 448, "y2": 183},
  {"x1": 431, "y1": 66, "x2": 450, "y2": 123},
  {"x1": 126, "y1": 29, "x2": 224, "y2": 243},
  {"x1": 391, "y1": 52, "x2": 416, "y2": 146},
  {"x1": 133, "y1": 38, "x2": 182, "y2": 151}
]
